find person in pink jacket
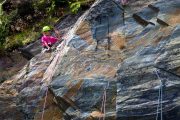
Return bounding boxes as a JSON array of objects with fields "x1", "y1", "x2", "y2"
[{"x1": 41, "y1": 26, "x2": 61, "y2": 51}]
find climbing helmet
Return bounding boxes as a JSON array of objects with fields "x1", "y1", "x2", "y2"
[{"x1": 42, "y1": 26, "x2": 51, "y2": 32}]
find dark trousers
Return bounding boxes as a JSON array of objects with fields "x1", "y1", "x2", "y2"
[{"x1": 43, "y1": 44, "x2": 52, "y2": 49}]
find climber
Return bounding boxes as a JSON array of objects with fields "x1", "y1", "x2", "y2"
[{"x1": 41, "y1": 26, "x2": 62, "y2": 51}]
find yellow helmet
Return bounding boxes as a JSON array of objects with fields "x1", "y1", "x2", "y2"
[{"x1": 42, "y1": 26, "x2": 51, "y2": 32}]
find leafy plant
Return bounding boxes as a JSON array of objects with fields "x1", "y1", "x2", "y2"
[
  {"x1": 33, "y1": 0, "x2": 56, "y2": 17},
  {"x1": 0, "y1": 0, "x2": 16, "y2": 47},
  {"x1": 69, "y1": 1, "x2": 81, "y2": 14},
  {"x1": 47, "y1": 0, "x2": 56, "y2": 17},
  {"x1": 68, "y1": 0, "x2": 94, "y2": 14},
  {"x1": 0, "y1": 0, "x2": 8, "y2": 46},
  {"x1": 5, "y1": 29, "x2": 40, "y2": 51}
]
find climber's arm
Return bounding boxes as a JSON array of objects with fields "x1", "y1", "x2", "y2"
[
  {"x1": 54, "y1": 29, "x2": 63, "y2": 42},
  {"x1": 45, "y1": 42, "x2": 51, "y2": 50}
]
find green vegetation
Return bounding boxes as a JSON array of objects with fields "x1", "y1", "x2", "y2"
[
  {"x1": 69, "y1": 1, "x2": 81, "y2": 13},
  {"x1": 0, "y1": 0, "x2": 16, "y2": 52},
  {"x1": 5, "y1": 30, "x2": 40, "y2": 50},
  {"x1": 69, "y1": 0, "x2": 94, "y2": 13},
  {"x1": 32, "y1": 0, "x2": 93, "y2": 15},
  {"x1": 5, "y1": 17, "x2": 59, "y2": 51},
  {"x1": 0, "y1": 0, "x2": 94, "y2": 55}
]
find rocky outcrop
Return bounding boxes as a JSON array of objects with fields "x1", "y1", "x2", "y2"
[
  {"x1": 0, "y1": 0, "x2": 180, "y2": 120},
  {"x1": 0, "y1": 51, "x2": 27, "y2": 83}
]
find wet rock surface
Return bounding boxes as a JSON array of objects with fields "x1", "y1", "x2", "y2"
[{"x1": 0, "y1": 0, "x2": 180, "y2": 120}]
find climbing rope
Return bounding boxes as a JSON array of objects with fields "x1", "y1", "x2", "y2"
[
  {"x1": 112, "y1": 0, "x2": 124, "y2": 11},
  {"x1": 107, "y1": 15, "x2": 110, "y2": 51},
  {"x1": 40, "y1": 40, "x2": 67, "y2": 120},
  {"x1": 122, "y1": 7, "x2": 125, "y2": 26},
  {"x1": 99, "y1": 81, "x2": 110, "y2": 120},
  {"x1": 155, "y1": 70, "x2": 163, "y2": 120},
  {"x1": 41, "y1": 88, "x2": 48, "y2": 120},
  {"x1": 112, "y1": 0, "x2": 126, "y2": 39},
  {"x1": 36, "y1": 24, "x2": 69, "y2": 119},
  {"x1": 99, "y1": 88, "x2": 105, "y2": 120},
  {"x1": 39, "y1": 13, "x2": 86, "y2": 118},
  {"x1": 121, "y1": 0, "x2": 126, "y2": 39}
]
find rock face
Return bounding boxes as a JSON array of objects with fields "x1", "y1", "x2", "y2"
[
  {"x1": 0, "y1": 0, "x2": 180, "y2": 120},
  {"x1": 0, "y1": 51, "x2": 28, "y2": 83}
]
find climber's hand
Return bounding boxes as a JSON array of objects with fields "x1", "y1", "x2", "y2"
[
  {"x1": 47, "y1": 47, "x2": 51, "y2": 51},
  {"x1": 54, "y1": 30, "x2": 59, "y2": 35}
]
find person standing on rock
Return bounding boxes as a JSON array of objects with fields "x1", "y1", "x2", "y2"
[{"x1": 41, "y1": 26, "x2": 62, "y2": 51}]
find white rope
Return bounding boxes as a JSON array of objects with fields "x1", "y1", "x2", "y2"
[
  {"x1": 99, "y1": 81, "x2": 110, "y2": 120},
  {"x1": 99, "y1": 88, "x2": 105, "y2": 120},
  {"x1": 103, "y1": 88, "x2": 107, "y2": 120},
  {"x1": 41, "y1": 88, "x2": 48, "y2": 120},
  {"x1": 155, "y1": 70, "x2": 163, "y2": 120}
]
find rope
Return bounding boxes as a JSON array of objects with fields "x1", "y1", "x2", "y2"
[
  {"x1": 155, "y1": 70, "x2": 163, "y2": 120},
  {"x1": 111, "y1": 0, "x2": 124, "y2": 11},
  {"x1": 121, "y1": 0, "x2": 126, "y2": 39},
  {"x1": 39, "y1": 40, "x2": 67, "y2": 119},
  {"x1": 103, "y1": 89, "x2": 107, "y2": 120},
  {"x1": 99, "y1": 81, "x2": 110, "y2": 120},
  {"x1": 99, "y1": 88, "x2": 105, "y2": 120},
  {"x1": 112, "y1": 0, "x2": 126, "y2": 38},
  {"x1": 38, "y1": 8, "x2": 90, "y2": 119},
  {"x1": 41, "y1": 88, "x2": 48, "y2": 120},
  {"x1": 107, "y1": 15, "x2": 110, "y2": 51}
]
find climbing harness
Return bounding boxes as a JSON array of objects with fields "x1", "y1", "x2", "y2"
[
  {"x1": 99, "y1": 81, "x2": 110, "y2": 120},
  {"x1": 155, "y1": 70, "x2": 163, "y2": 120}
]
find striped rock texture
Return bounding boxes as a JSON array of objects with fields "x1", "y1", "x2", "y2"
[{"x1": 0, "y1": 0, "x2": 180, "y2": 120}]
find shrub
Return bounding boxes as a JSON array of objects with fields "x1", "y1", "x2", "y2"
[
  {"x1": 69, "y1": 1, "x2": 81, "y2": 14},
  {"x1": 0, "y1": 0, "x2": 16, "y2": 47},
  {"x1": 68, "y1": 0, "x2": 94, "y2": 13}
]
